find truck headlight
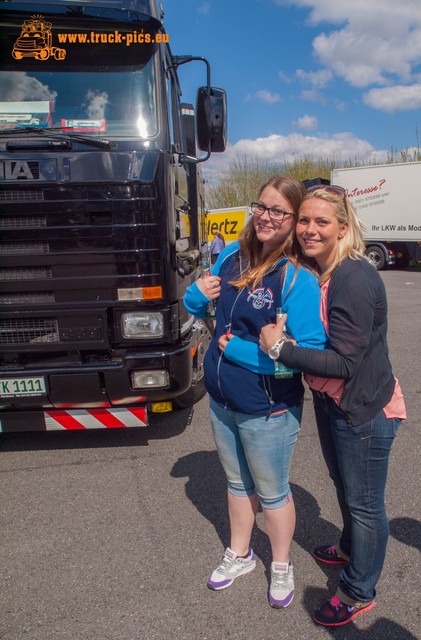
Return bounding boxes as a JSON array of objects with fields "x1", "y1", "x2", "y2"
[
  {"x1": 131, "y1": 370, "x2": 169, "y2": 388},
  {"x1": 121, "y1": 312, "x2": 164, "y2": 339}
]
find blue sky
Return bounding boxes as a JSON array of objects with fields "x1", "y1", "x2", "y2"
[{"x1": 164, "y1": 0, "x2": 421, "y2": 180}]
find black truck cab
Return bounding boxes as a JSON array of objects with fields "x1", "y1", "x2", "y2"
[{"x1": 0, "y1": 0, "x2": 226, "y2": 431}]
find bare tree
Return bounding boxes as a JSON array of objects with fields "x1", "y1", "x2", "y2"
[
  {"x1": 206, "y1": 156, "x2": 282, "y2": 209},
  {"x1": 205, "y1": 155, "x2": 337, "y2": 209}
]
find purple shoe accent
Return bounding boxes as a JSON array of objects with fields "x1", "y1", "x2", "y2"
[
  {"x1": 207, "y1": 547, "x2": 256, "y2": 591},
  {"x1": 269, "y1": 589, "x2": 295, "y2": 608},
  {"x1": 207, "y1": 577, "x2": 232, "y2": 590}
]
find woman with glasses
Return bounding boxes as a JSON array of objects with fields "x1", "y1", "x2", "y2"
[
  {"x1": 183, "y1": 175, "x2": 326, "y2": 608},
  {"x1": 260, "y1": 185, "x2": 406, "y2": 626}
]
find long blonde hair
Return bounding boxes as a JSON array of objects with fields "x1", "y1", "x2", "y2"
[
  {"x1": 300, "y1": 188, "x2": 368, "y2": 283},
  {"x1": 231, "y1": 174, "x2": 306, "y2": 290}
]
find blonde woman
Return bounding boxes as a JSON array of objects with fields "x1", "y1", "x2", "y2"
[{"x1": 260, "y1": 185, "x2": 406, "y2": 626}]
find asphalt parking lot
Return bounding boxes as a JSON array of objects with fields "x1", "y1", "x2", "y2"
[{"x1": 1, "y1": 269, "x2": 420, "y2": 640}]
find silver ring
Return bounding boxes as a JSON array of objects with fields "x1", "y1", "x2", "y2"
[{"x1": 213, "y1": 281, "x2": 218, "y2": 288}]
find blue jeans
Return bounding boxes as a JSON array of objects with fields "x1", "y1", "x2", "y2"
[
  {"x1": 313, "y1": 392, "x2": 401, "y2": 605},
  {"x1": 209, "y1": 397, "x2": 302, "y2": 509}
]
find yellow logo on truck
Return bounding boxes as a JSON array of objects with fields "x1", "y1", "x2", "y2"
[
  {"x1": 207, "y1": 208, "x2": 250, "y2": 244},
  {"x1": 12, "y1": 15, "x2": 66, "y2": 61}
]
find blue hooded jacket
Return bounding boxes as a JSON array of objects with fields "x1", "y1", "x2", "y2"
[{"x1": 184, "y1": 241, "x2": 327, "y2": 414}]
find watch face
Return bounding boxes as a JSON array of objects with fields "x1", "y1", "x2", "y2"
[{"x1": 268, "y1": 339, "x2": 284, "y2": 359}]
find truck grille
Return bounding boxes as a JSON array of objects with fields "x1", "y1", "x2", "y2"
[
  {"x1": 0, "y1": 292, "x2": 55, "y2": 305},
  {"x1": 0, "y1": 242, "x2": 50, "y2": 255},
  {"x1": 0, "y1": 189, "x2": 44, "y2": 202},
  {"x1": 0, "y1": 215, "x2": 47, "y2": 228},
  {"x1": 0, "y1": 318, "x2": 59, "y2": 345},
  {"x1": 0, "y1": 267, "x2": 52, "y2": 280},
  {"x1": 0, "y1": 181, "x2": 162, "y2": 352}
]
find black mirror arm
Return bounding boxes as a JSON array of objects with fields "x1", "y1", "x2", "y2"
[{"x1": 167, "y1": 56, "x2": 215, "y2": 164}]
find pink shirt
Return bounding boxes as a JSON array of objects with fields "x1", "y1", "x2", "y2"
[{"x1": 304, "y1": 280, "x2": 406, "y2": 420}]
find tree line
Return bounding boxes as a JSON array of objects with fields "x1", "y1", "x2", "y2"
[{"x1": 206, "y1": 143, "x2": 421, "y2": 210}]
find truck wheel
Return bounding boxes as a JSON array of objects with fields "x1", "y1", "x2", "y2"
[
  {"x1": 173, "y1": 319, "x2": 212, "y2": 409},
  {"x1": 54, "y1": 48, "x2": 66, "y2": 61},
  {"x1": 36, "y1": 48, "x2": 49, "y2": 60},
  {"x1": 365, "y1": 245, "x2": 385, "y2": 270}
]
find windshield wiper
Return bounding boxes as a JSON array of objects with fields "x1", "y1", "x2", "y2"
[{"x1": 0, "y1": 126, "x2": 115, "y2": 149}]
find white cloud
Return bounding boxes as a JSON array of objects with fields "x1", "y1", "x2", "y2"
[
  {"x1": 203, "y1": 131, "x2": 388, "y2": 182},
  {"x1": 334, "y1": 99, "x2": 347, "y2": 112},
  {"x1": 295, "y1": 115, "x2": 318, "y2": 130},
  {"x1": 197, "y1": 2, "x2": 210, "y2": 15},
  {"x1": 296, "y1": 68, "x2": 333, "y2": 88},
  {"x1": 83, "y1": 90, "x2": 108, "y2": 119},
  {"x1": 299, "y1": 89, "x2": 326, "y2": 103},
  {"x1": 0, "y1": 72, "x2": 56, "y2": 101},
  {"x1": 363, "y1": 84, "x2": 421, "y2": 113},
  {"x1": 278, "y1": 71, "x2": 292, "y2": 83},
  {"x1": 275, "y1": 0, "x2": 421, "y2": 111},
  {"x1": 246, "y1": 90, "x2": 281, "y2": 104}
]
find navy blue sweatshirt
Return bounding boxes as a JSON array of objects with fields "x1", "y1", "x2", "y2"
[{"x1": 184, "y1": 242, "x2": 326, "y2": 414}]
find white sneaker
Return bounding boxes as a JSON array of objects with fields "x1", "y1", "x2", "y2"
[
  {"x1": 207, "y1": 547, "x2": 256, "y2": 590},
  {"x1": 269, "y1": 562, "x2": 294, "y2": 608}
]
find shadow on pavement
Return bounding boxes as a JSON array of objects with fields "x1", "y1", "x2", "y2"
[
  {"x1": 389, "y1": 517, "x2": 421, "y2": 552},
  {"x1": 170, "y1": 452, "x2": 343, "y2": 582}
]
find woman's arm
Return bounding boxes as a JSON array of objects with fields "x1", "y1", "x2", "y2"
[
  {"x1": 281, "y1": 263, "x2": 327, "y2": 348},
  {"x1": 223, "y1": 263, "x2": 327, "y2": 374},
  {"x1": 183, "y1": 242, "x2": 238, "y2": 318},
  {"x1": 275, "y1": 264, "x2": 377, "y2": 379}
]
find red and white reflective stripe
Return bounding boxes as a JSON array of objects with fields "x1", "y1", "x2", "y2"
[{"x1": 44, "y1": 407, "x2": 147, "y2": 430}]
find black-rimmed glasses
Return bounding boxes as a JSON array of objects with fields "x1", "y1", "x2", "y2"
[{"x1": 250, "y1": 202, "x2": 295, "y2": 221}]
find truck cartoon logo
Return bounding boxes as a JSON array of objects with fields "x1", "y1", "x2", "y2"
[{"x1": 12, "y1": 15, "x2": 66, "y2": 61}]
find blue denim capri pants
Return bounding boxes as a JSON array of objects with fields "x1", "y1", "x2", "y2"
[{"x1": 209, "y1": 397, "x2": 302, "y2": 509}]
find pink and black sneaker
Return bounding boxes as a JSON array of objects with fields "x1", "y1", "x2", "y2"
[
  {"x1": 313, "y1": 595, "x2": 375, "y2": 626},
  {"x1": 312, "y1": 544, "x2": 349, "y2": 565}
]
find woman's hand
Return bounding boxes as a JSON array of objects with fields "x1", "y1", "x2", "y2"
[
  {"x1": 196, "y1": 273, "x2": 221, "y2": 300},
  {"x1": 218, "y1": 332, "x2": 234, "y2": 353},
  {"x1": 259, "y1": 314, "x2": 289, "y2": 353}
]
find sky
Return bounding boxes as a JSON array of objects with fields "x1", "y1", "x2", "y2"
[{"x1": 163, "y1": 0, "x2": 421, "y2": 181}]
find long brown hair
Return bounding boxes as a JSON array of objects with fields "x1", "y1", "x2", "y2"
[{"x1": 231, "y1": 174, "x2": 306, "y2": 290}]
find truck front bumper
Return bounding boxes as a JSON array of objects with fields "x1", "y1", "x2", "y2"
[{"x1": 0, "y1": 338, "x2": 196, "y2": 432}]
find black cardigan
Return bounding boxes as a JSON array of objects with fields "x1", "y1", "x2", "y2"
[{"x1": 279, "y1": 257, "x2": 395, "y2": 425}]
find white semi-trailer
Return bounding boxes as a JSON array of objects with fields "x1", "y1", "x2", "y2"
[{"x1": 331, "y1": 162, "x2": 421, "y2": 269}]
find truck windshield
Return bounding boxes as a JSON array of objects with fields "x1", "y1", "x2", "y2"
[
  {"x1": 0, "y1": 59, "x2": 158, "y2": 139},
  {"x1": 0, "y1": 8, "x2": 161, "y2": 139}
]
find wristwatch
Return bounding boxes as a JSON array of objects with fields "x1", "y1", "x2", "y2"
[{"x1": 268, "y1": 338, "x2": 286, "y2": 360}]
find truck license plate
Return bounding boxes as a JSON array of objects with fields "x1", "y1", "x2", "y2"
[{"x1": 0, "y1": 377, "x2": 46, "y2": 397}]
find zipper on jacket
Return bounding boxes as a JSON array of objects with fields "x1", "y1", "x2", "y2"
[
  {"x1": 225, "y1": 288, "x2": 243, "y2": 334},
  {"x1": 263, "y1": 375, "x2": 275, "y2": 414},
  {"x1": 216, "y1": 351, "x2": 227, "y2": 403}
]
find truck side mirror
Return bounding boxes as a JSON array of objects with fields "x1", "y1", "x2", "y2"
[{"x1": 196, "y1": 87, "x2": 227, "y2": 153}]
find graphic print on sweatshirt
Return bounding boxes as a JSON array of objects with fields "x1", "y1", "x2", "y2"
[{"x1": 246, "y1": 287, "x2": 275, "y2": 310}]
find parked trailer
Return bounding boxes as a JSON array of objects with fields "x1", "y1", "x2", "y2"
[{"x1": 331, "y1": 163, "x2": 421, "y2": 269}]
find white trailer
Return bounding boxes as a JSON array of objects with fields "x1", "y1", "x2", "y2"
[{"x1": 331, "y1": 162, "x2": 421, "y2": 269}]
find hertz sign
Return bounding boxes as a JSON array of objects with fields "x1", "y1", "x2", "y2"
[{"x1": 207, "y1": 207, "x2": 251, "y2": 245}]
